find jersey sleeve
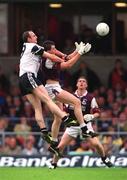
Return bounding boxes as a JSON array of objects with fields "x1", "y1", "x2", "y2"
[
  {"x1": 31, "y1": 45, "x2": 44, "y2": 56},
  {"x1": 91, "y1": 97, "x2": 101, "y2": 114}
]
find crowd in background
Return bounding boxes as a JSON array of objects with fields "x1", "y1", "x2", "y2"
[{"x1": 0, "y1": 55, "x2": 127, "y2": 156}]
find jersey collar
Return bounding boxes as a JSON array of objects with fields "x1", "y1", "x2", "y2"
[{"x1": 75, "y1": 90, "x2": 88, "y2": 97}]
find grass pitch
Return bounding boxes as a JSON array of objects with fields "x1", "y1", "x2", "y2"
[{"x1": 0, "y1": 167, "x2": 126, "y2": 180}]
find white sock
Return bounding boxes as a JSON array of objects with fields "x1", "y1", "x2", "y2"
[{"x1": 52, "y1": 138, "x2": 58, "y2": 142}]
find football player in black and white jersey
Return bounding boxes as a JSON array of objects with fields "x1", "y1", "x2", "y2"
[
  {"x1": 19, "y1": 30, "x2": 77, "y2": 156},
  {"x1": 48, "y1": 76, "x2": 113, "y2": 169},
  {"x1": 41, "y1": 40, "x2": 98, "y2": 153}
]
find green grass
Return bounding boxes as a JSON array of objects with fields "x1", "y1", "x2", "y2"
[{"x1": 0, "y1": 167, "x2": 127, "y2": 180}]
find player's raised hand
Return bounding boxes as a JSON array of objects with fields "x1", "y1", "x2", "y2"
[
  {"x1": 77, "y1": 42, "x2": 91, "y2": 55},
  {"x1": 84, "y1": 114, "x2": 94, "y2": 122},
  {"x1": 83, "y1": 43, "x2": 91, "y2": 54},
  {"x1": 75, "y1": 41, "x2": 84, "y2": 52}
]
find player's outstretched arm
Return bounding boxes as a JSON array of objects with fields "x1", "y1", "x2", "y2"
[
  {"x1": 67, "y1": 41, "x2": 91, "y2": 59},
  {"x1": 60, "y1": 43, "x2": 91, "y2": 69},
  {"x1": 43, "y1": 51, "x2": 64, "y2": 63},
  {"x1": 55, "y1": 49, "x2": 67, "y2": 58},
  {"x1": 54, "y1": 42, "x2": 85, "y2": 60},
  {"x1": 64, "y1": 42, "x2": 84, "y2": 59}
]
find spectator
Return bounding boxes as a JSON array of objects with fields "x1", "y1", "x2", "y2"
[
  {"x1": 75, "y1": 140, "x2": 94, "y2": 155},
  {"x1": 0, "y1": 117, "x2": 8, "y2": 145},
  {"x1": 97, "y1": 96, "x2": 107, "y2": 110},
  {"x1": 39, "y1": 141, "x2": 51, "y2": 156},
  {"x1": 111, "y1": 102, "x2": 122, "y2": 117},
  {"x1": 108, "y1": 59, "x2": 127, "y2": 90},
  {"x1": 106, "y1": 89, "x2": 115, "y2": 109},
  {"x1": 3, "y1": 136, "x2": 22, "y2": 155},
  {"x1": 67, "y1": 139, "x2": 79, "y2": 155},
  {"x1": 21, "y1": 135, "x2": 38, "y2": 156},
  {"x1": 102, "y1": 135, "x2": 120, "y2": 155},
  {"x1": 119, "y1": 139, "x2": 127, "y2": 154},
  {"x1": 0, "y1": 136, "x2": 10, "y2": 154},
  {"x1": 98, "y1": 111, "x2": 112, "y2": 132},
  {"x1": 13, "y1": 96, "x2": 23, "y2": 117},
  {"x1": 14, "y1": 116, "x2": 31, "y2": 145},
  {"x1": 23, "y1": 101, "x2": 34, "y2": 118}
]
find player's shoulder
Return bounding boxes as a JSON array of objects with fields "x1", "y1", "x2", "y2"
[
  {"x1": 86, "y1": 92, "x2": 94, "y2": 98},
  {"x1": 25, "y1": 42, "x2": 42, "y2": 49},
  {"x1": 85, "y1": 92, "x2": 95, "y2": 102}
]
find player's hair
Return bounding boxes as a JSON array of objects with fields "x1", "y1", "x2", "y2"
[
  {"x1": 22, "y1": 31, "x2": 31, "y2": 42},
  {"x1": 42, "y1": 40, "x2": 55, "y2": 51},
  {"x1": 77, "y1": 76, "x2": 87, "y2": 82}
]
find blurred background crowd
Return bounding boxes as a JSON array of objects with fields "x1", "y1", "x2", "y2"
[{"x1": 0, "y1": 57, "x2": 127, "y2": 156}]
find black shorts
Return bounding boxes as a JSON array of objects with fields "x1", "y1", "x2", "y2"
[{"x1": 19, "y1": 72, "x2": 42, "y2": 96}]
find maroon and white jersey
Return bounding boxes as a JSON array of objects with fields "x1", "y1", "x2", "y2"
[
  {"x1": 42, "y1": 58, "x2": 61, "y2": 81},
  {"x1": 66, "y1": 90, "x2": 100, "y2": 119}
]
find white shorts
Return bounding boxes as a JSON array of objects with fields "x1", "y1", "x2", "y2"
[
  {"x1": 45, "y1": 83, "x2": 63, "y2": 100},
  {"x1": 65, "y1": 122, "x2": 94, "y2": 138}
]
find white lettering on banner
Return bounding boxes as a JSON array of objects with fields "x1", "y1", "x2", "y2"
[
  {"x1": 115, "y1": 157, "x2": 127, "y2": 167},
  {"x1": 0, "y1": 157, "x2": 14, "y2": 167},
  {"x1": 70, "y1": 156, "x2": 81, "y2": 167},
  {"x1": 88, "y1": 157, "x2": 98, "y2": 167},
  {"x1": 0, "y1": 155, "x2": 127, "y2": 167},
  {"x1": 43, "y1": 158, "x2": 52, "y2": 167},
  {"x1": 110, "y1": 156, "x2": 116, "y2": 164},
  {"x1": 14, "y1": 158, "x2": 27, "y2": 167},
  {"x1": 27, "y1": 158, "x2": 41, "y2": 167},
  {"x1": 58, "y1": 158, "x2": 70, "y2": 167},
  {"x1": 40, "y1": 157, "x2": 47, "y2": 166},
  {"x1": 82, "y1": 156, "x2": 89, "y2": 166},
  {"x1": 96, "y1": 158, "x2": 105, "y2": 167}
]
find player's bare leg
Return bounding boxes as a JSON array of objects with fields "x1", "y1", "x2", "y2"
[
  {"x1": 26, "y1": 85, "x2": 69, "y2": 155},
  {"x1": 48, "y1": 101, "x2": 63, "y2": 157},
  {"x1": 51, "y1": 101, "x2": 63, "y2": 142},
  {"x1": 89, "y1": 137, "x2": 113, "y2": 167},
  {"x1": 26, "y1": 94, "x2": 52, "y2": 144},
  {"x1": 56, "y1": 90, "x2": 95, "y2": 137},
  {"x1": 48, "y1": 115, "x2": 62, "y2": 157},
  {"x1": 26, "y1": 93, "x2": 45, "y2": 127},
  {"x1": 33, "y1": 85, "x2": 68, "y2": 120},
  {"x1": 48, "y1": 133, "x2": 73, "y2": 169}
]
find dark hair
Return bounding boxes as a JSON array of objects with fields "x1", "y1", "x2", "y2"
[
  {"x1": 77, "y1": 76, "x2": 87, "y2": 82},
  {"x1": 42, "y1": 40, "x2": 55, "y2": 51},
  {"x1": 22, "y1": 31, "x2": 31, "y2": 42}
]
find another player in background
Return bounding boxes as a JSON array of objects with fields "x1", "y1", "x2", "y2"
[
  {"x1": 48, "y1": 76, "x2": 113, "y2": 168},
  {"x1": 42, "y1": 40, "x2": 99, "y2": 155},
  {"x1": 19, "y1": 30, "x2": 73, "y2": 154}
]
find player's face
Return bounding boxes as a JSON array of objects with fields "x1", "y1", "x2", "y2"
[
  {"x1": 28, "y1": 31, "x2": 37, "y2": 43},
  {"x1": 76, "y1": 78, "x2": 88, "y2": 90},
  {"x1": 49, "y1": 45, "x2": 56, "y2": 54}
]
